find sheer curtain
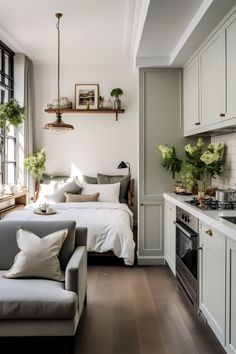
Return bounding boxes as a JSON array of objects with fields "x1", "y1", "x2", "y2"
[{"x1": 24, "y1": 56, "x2": 34, "y2": 201}]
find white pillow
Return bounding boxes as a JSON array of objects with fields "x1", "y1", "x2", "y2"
[
  {"x1": 37, "y1": 181, "x2": 58, "y2": 203},
  {"x1": 82, "y1": 182, "x2": 120, "y2": 203},
  {"x1": 4, "y1": 228, "x2": 68, "y2": 281},
  {"x1": 45, "y1": 180, "x2": 82, "y2": 203}
]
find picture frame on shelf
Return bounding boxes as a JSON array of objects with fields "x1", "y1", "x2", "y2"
[{"x1": 75, "y1": 84, "x2": 99, "y2": 110}]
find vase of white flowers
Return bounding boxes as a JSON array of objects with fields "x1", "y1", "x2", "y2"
[{"x1": 158, "y1": 137, "x2": 225, "y2": 196}]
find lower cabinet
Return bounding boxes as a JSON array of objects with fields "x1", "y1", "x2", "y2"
[
  {"x1": 226, "y1": 238, "x2": 236, "y2": 354},
  {"x1": 138, "y1": 200, "x2": 164, "y2": 265},
  {"x1": 199, "y1": 221, "x2": 226, "y2": 346},
  {"x1": 164, "y1": 200, "x2": 176, "y2": 275}
]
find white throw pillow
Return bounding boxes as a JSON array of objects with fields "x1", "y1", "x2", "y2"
[
  {"x1": 37, "y1": 181, "x2": 58, "y2": 203},
  {"x1": 4, "y1": 228, "x2": 68, "y2": 281},
  {"x1": 45, "y1": 180, "x2": 82, "y2": 203},
  {"x1": 82, "y1": 182, "x2": 120, "y2": 203}
]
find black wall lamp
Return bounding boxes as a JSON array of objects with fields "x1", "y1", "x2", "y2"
[{"x1": 117, "y1": 161, "x2": 131, "y2": 175}]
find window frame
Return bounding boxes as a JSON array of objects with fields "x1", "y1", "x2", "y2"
[{"x1": 0, "y1": 40, "x2": 15, "y2": 185}]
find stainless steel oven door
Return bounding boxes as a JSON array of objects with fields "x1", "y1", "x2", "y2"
[{"x1": 175, "y1": 220, "x2": 198, "y2": 280}]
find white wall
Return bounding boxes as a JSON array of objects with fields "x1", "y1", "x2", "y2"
[
  {"x1": 33, "y1": 62, "x2": 138, "y2": 217},
  {"x1": 211, "y1": 133, "x2": 236, "y2": 189}
]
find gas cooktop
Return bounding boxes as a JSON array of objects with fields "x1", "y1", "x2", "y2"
[{"x1": 185, "y1": 197, "x2": 236, "y2": 210}]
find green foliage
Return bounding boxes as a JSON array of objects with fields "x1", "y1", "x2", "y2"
[
  {"x1": 0, "y1": 99, "x2": 25, "y2": 132},
  {"x1": 158, "y1": 145, "x2": 182, "y2": 179},
  {"x1": 158, "y1": 137, "x2": 225, "y2": 188},
  {"x1": 110, "y1": 88, "x2": 124, "y2": 98},
  {"x1": 24, "y1": 149, "x2": 46, "y2": 182}
]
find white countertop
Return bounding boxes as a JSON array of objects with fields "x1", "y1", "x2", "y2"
[{"x1": 164, "y1": 193, "x2": 236, "y2": 241}]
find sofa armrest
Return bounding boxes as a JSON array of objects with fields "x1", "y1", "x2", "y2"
[{"x1": 65, "y1": 246, "x2": 87, "y2": 294}]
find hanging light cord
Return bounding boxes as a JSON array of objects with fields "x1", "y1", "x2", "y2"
[{"x1": 56, "y1": 14, "x2": 62, "y2": 111}]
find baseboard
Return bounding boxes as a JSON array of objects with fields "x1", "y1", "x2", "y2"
[{"x1": 137, "y1": 256, "x2": 165, "y2": 265}]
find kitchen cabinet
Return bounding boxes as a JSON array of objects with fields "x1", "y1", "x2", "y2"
[
  {"x1": 183, "y1": 56, "x2": 200, "y2": 134},
  {"x1": 226, "y1": 238, "x2": 236, "y2": 354},
  {"x1": 199, "y1": 221, "x2": 226, "y2": 346},
  {"x1": 223, "y1": 11, "x2": 236, "y2": 121},
  {"x1": 164, "y1": 200, "x2": 176, "y2": 275},
  {"x1": 139, "y1": 68, "x2": 185, "y2": 265},
  {"x1": 199, "y1": 30, "x2": 224, "y2": 127}
]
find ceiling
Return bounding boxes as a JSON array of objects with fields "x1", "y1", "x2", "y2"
[{"x1": 0, "y1": 0, "x2": 235, "y2": 66}]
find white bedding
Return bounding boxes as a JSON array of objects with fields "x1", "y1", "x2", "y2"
[{"x1": 3, "y1": 202, "x2": 135, "y2": 265}]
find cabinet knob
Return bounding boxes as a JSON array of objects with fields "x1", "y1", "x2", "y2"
[
  {"x1": 205, "y1": 229, "x2": 213, "y2": 236},
  {"x1": 220, "y1": 113, "x2": 225, "y2": 117},
  {"x1": 140, "y1": 203, "x2": 144, "y2": 206},
  {"x1": 195, "y1": 122, "x2": 201, "y2": 126}
]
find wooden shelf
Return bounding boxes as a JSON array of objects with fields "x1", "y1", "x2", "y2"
[
  {"x1": 44, "y1": 108, "x2": 125, "y2": 121},
  {"x1": 0, "y1": 192, "x2": 27, "y2": 219}
]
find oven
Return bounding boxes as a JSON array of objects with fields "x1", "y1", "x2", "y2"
[{"x1": 175, "y1": 207, "x2": 199, "y2": 309}]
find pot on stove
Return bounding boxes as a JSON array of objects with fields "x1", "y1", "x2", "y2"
[{"x1": 215, "y1": 189, "x2": 236, "y2": 203}]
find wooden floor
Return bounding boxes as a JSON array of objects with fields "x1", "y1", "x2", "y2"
[
  {"x1": 1, "y1": 265, "x2": 225, "y2": 354},
  {"x1": 75, "y1": 265, "x2": 225, "y2": 354}
]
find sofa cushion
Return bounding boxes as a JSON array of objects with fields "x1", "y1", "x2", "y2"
[
  {"x1": 4, "y1": 228, "x2": 68, "y2": 281},
  {"x1": 0, "y1": 221, "x2": 76, "y2": 271},
  {"x1": 0, "y1": 271, "x2": 77, "y2": 319}
]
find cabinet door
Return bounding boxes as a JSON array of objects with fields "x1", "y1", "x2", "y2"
[
  {"x1": 223, "y1": 11, "x2": 236, "y2": 120},
  {"x1": 199, "y1": 222, "x2": 226, "y2": 346},
  {"x1": 164, "y1": 200, "x2": 176, "y2": 275},
  {"x1": 183, "y1": 56, "x2": 200, "y2": 134},
  {"x1": 199, "y1": 30, "x2": 224, "y2": 127},
  {"x1": 226, "y1": 238, "x2": 236, "y2": 354}
]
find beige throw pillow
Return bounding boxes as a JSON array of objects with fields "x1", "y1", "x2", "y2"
[
  {"x1": 4, "y1": 228, "x2": 68, "y2": 281},
  {"x1": 65, "y1": 192, "x2": 99, "y2": 202}
]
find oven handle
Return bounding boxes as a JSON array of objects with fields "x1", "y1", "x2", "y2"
[{"x1": 173, "y1": 220, "x2": 194, "y2": 239}]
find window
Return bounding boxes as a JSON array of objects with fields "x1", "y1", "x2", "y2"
[{"x1": 0, "y1": 41, "x2": 15, "y2": 185}]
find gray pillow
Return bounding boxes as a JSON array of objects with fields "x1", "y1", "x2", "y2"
[
  {"x1": 4, "y1": 227, "x2": 68, "y2": 281},
  {"x1": 42, "y1": 173, "x2": 70, "y2": 184},
  {"x1": 83, "y1": 175, "x2": 97, "y2": 184},
  {"x1": 97, "y1": 173, "x2": 130, "y2": 204}
]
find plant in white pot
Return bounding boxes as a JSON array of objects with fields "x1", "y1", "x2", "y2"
[{"x1": 110, "y1": 88, "x2": 123, "y2": 110}]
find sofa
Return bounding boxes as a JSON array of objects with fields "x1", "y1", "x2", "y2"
[{"x1": 0, "y1": 220, "x2": 87, "y2": 349}]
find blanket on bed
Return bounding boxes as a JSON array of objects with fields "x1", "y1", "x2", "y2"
[{"x1": 3, "y1": 202, "x2": 135, "y2": 265}]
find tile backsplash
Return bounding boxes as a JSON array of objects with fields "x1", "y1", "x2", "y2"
[{"x1": 211, "y1": 133, "x2": 236, "y2": 189}]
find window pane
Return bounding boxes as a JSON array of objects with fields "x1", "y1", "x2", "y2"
[
  {"x1": 7, "y1": 125, "x2": 15, "y2": 137},
  {"x1": 6, "y1": 138, "x2": 15, "y2": 161},
  {"x1": 6, "y1": 163, "x2": 15, "y2": 185}
]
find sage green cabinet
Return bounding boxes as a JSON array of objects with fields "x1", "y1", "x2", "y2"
[
  {"x1": 199, "y1": 221, "x2": 226, "y2": 347},
  {"x1": 226, "y1": 238, "x2": 236, "y2": 354},
  {"x1": 138, "y1": 68, "x2": 186, "y2": 265},
  {"x1": 164, "y1": 200, "x2": 176, "y2": 275}
]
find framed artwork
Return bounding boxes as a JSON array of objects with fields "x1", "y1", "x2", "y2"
[{"x1": 75, "y1": 84, "x2": 99, "y2": 109}]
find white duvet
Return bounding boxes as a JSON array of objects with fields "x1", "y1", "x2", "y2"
[{"x1": 3, "y1": 202, "x2": 135, "y2": 265}]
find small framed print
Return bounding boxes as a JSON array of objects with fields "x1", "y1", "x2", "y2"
[{"x1": 75, "y1": 84, "x2": 99, "y2": 109}]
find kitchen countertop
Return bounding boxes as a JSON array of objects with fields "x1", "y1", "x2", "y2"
[{"x1": 164, "y1": 193, "x2": 236, "y2": 241}]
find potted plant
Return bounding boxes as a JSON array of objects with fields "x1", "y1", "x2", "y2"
[
  {"x1": 110, "y1": 88, "x2": 123, "y2": 110},
  {"x1": 24, "y1": 148, "x2": 46, "y2": 201},
  {"x1": 0, "y1": 99, "x2": 25, "y2": 133},
  {"x1": 158, "y1": 137, "x2": 225, "y2": 196}
]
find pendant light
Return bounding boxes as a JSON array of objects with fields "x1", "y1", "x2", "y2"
[{"x1": 44, "y1": 13, "x2": 74, "y2": 133}]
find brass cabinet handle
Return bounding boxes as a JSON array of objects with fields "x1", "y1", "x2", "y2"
[{"x1": 205, "y1": 229, "x2": 213, "y2": 236}]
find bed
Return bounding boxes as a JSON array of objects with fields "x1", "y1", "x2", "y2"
[{"x1": 3, "y1": 175, "x2": 135, "y2": 266}]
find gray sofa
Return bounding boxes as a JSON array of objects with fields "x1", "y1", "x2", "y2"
[{"x1": 0, "y1": 220, "x2": 87, "y2": 341}]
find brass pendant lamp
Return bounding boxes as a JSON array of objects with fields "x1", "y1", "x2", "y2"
[{"x1": 44, "y1": 13, "x2": 74, "y2": 132}]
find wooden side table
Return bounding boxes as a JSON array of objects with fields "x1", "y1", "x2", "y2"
[{"x1": 0, "y1": 192, "x2": 27, "y2": 219}]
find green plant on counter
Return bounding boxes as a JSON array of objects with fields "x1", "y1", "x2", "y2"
[
  {"x1": 110, "y1": 88, "x2": 123, "y2": 98},
  {"x1": 158, "y1": 145, "x2": 182, "y2": 179},
  {"x1": 24, "y1": 148, "x2": 46, "y2": 182},
  {"x1": 158, "y1": 137, "x2": 225, "y2": 190},
  {"x1": 0, "y1": 99, "x2": 25, "y2": 133}
]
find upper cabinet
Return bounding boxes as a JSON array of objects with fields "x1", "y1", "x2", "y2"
[
  {"x1": 223, "y1": 12, "x2": 236, "y2": 121},
  {"x1": 199, "y1": 30, "x2": 224, "y2": 127},
  {"x1": 183, "y1": 56, "x2": 199, "y2": 132},
  {"x1": 184, "y1": 9, "x2": 236, "y2": 136}
]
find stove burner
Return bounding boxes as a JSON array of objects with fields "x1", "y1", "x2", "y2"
[{"x1": 186, "y1": 197, "x2": 236, "y2": 210}]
